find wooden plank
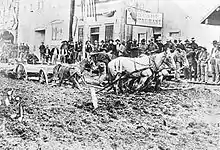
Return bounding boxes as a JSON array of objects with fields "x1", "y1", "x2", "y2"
[{"x1": 187, "y1": 81, "x2": 220, "y2": 86}]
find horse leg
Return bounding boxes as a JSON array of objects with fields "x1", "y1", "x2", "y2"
[
  {"x1": 155, "y1": 76, "x2": 162, "y2": 91},
  {"x1": 136, "y1": 69, "x2": 153, "y2": 93},
  {"x1": 135, "y1": 76, "x2": 149, "y2": 93},
  {"x1": 81, "y1": 75, "x2": 87, "y2": 85},
  {"x1": 59, "y1": 77, "x2": 63, "y2": 87},
  {"x1": 113, "y1": 73, "x2": 121, "y2": 95}
]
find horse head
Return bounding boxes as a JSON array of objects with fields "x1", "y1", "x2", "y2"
[
  {"x1": 80, "y1": 58, "x2": 95, "y2": 72},
  {"x1": 155, "y1": 49, "x2": 176, "y2": 71},
  {"x1": 164, "y1": 48, "x2": 177, "y2": 70}
]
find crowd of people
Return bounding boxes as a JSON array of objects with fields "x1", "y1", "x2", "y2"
[
  {"x1": 37, "y1": 36, "x2": 220, "y2": 84},
  {"x1": 18, "y1": 43, "x2": 30, "y2": 60},
  {"x1": 39, "y1": 41, "x2": 83, "y2": 64}
]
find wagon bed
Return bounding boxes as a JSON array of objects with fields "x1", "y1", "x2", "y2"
[{"x1": 15, "y1": 63, "x2": 56, "y2": 84}]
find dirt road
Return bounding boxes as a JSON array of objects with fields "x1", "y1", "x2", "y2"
[{"x1": 0, "y1": 73, "x2": 220, "y2": 149}]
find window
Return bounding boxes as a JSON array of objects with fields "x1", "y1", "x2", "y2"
[
  {"x1": 169, "y1": 31, "x2": 181, "y2": 39},
  {"x1": 91, "y1": 27, "x2": 99, "y2": 34},
  {"x1": 51, "y1": 22, "x2": 63, "y2": 41},
  {"x1": 78, "y1": 27, "x2": 84, "y2": 42},
  {"x1": 105, "y1": 25, "x2": 114, "y2": 42}
]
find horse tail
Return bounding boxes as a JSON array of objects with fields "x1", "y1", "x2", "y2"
[{"x1": 53, "y1": 64, "x2": 62, "y2": 80}]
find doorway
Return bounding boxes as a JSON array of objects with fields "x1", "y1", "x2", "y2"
[
  {"x1": 35, "y1": 30, "x2": 45, "y2": 44},
  {"x1": 90, "y1": 27, "x2": 99, "y2": 44}
]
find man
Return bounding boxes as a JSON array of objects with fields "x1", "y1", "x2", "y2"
[
  {"x1": 197, "y1": 46, "x2": 209, "y2": 83},
  {"x1": 39, "y1": 42, "x2": 46, "y2": 62},
  {"x1": 186, "y1": 44, "x2": 197, "y2": 81},
  {"x1": 156, "y1": 37, "x2": 164, "y2": 53},
  {"x1": 164, "y1": 37, "x2": 176, "y2": 52},
  {"x1": 147, "y1": 38, "x2": 159, "y2": 55},
  {"x1": 85, "y1": 40, "x2": 93, "y2": 59},
  {"x1": 190, "y1": 38, "x2": 199, "y2": 50},
  {"x1": 68, "y1": 41, "x2": 75, "y2": 63},
  {"x1": 177, "y1": 39, "x2": 186, "y2": 51},
  {"x1": 99, "y1": 40, "x2": 107, "y2": 52},
  {"x1": 51, "y1": 46, "x2": 59, "y2": 65},
  {"x1": 116, "y1": 39, "x2": 126, "y2": 57},
  {"x1": 77, "y1": 41, "x2": 83, "y2": 61},
  {"x1": 44, "y1": 45, "x2": 50, "y2": 64},
  {"x1": 209, "y1": 40, "x2": 218, "y2": 82},
  {"x1": 93, "y1": 40, "x2": 100, "y2": 52},
  {"x1": 139, "y1": 39, "x2": 147, "y2": 55},
  {"x1": 173, "y1": 39, "x2": 178, "y2": 47},
  {"x1": 215, "y1": 44, "x2": 220, "y2": 83},
  {"x1": 184, "y1": 39, "x2": 191, "y2": 48},
  {"x1": 60, "y1": 41, "x2": 68, "y2": 63},
  {"x1": 107, "y1": 39, "x2": 117, "y2": 59}
]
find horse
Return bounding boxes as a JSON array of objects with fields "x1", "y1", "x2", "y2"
[
  {"x1": 90, "y1": 52, "x2": 112, "y2": 85},
  {"x1": 107, "y1": 49, "x2": 176, "y2": 94},
  {"x1": 53, "y1": 58, "x2": 94, "y2": 88}
]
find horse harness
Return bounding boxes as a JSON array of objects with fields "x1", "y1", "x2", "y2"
[{"x1": 132, "y1": 52, "x2": 168, "y2": 73}]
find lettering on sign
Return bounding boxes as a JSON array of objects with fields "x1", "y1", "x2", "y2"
[{"x1": 126, "y1": 8, "x2": 163, "y2": 28}]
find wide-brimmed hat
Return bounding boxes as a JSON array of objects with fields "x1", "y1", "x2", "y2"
[
  {"x1": 191, "y1": 37, "x2": 195, "y2": 41},
  {"x1": 115, "y1": 39, "x2": 120, "y2": 42},
  {"x1": 61, "y1": 40, "x2": 68, "y2": 43},
  {"x1": 213, "y1": 40, "x2": 218, "y2": 44},
  {"x1": 156, "y1": 36, "x2": 162, "y2": 41},
  {"x1": 185, "y1": 39, "x2": 190, "y2": 43},
  {"x1": 141, "y1": 39, "x2": 146, "y2": 42},
  {"x1": 166, "y1": 37, "x2": 173, "y2": 41}
]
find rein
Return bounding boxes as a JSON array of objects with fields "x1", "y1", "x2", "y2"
[{"x1": 149, "y1": 52, "x2": 167, "y2": 71}]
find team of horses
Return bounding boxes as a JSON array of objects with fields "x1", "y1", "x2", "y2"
[{"x1": 52, "y1": 48, "x2": 189, "y2": 94}]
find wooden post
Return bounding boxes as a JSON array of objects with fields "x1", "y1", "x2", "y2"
[{"x1": 69, "y1": 0, "x2": 75, "y2": 41}]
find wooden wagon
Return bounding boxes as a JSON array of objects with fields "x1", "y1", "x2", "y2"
[{"x1": 14, "y1": 63, "x2": 55, "y2": 85}]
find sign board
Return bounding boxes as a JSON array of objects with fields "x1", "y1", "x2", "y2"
[{"x1": 126, "y1": 8, "x2": 163, "y2": 28}]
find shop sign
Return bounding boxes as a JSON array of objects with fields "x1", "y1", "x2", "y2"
[{"x1": 126, "y1": 8, "x2": 163, "y2": 28}]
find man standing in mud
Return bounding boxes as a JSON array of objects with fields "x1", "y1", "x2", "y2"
[
  {"x1": 197, "y1": 47, "x2": 209, "y2": 83},
  {"x1": 39, "y1": 42, "x2": 46, "y2": 62},
  {"x1": 209, "y1": 40, "x2": 218, "y2": 83}
]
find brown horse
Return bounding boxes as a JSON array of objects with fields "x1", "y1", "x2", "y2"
[{"x1": 53, "y1": 59, "x2": 93, "y2": 88}]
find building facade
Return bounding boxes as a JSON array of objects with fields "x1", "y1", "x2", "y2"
[
  {"x1": 18, "y1": 0, "x2": 71, "y2": 57},
  {"x1": 17, "y1": 0, "x2": 208, "y2": 57},
  {"x1": 75, "y1": 0, "x2": 160, "y2": 44},
  {"x1": 0, "y1": 0, "x2": 19, "y2": 44}
]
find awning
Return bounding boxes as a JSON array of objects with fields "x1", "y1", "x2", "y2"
[
  {"x1": 35, "y1": 27, "x2": 45, "y2": 31},
  {"x1": 201, "y1": 5, "x2": 220, "y2": 26}
]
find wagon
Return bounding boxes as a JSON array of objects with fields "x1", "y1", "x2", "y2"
[{"x1": 14, "y1": 63, "x2": 55, "y2": 85}]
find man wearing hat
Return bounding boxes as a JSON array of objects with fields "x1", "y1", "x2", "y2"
[
  {"x1": 177, "y1": 39, "x2": 186, "y2": 51},
  {"x1": 156, "y1": 36, "x2": 164, "y2": 53},
  {"x1": 147, "y1": 38, "x2": 159, "y2": 55},
  {"x1": 197, "y1": 46, "x2": 209, "y2": 82},
  {"x1": 209, "y1": 40, "x2": 219, "y2": 82},
  {"x1": 39, "y1": 42, "x2": 46, "y2": 62},
  {"x1": 190, "y1": 38, "x2": 199, "y2": 50},
  {"x1": 139, "y1": 39, "x2": 147, "y2": 55},
  {"x1": 164, "y1": 37, "x2": 175, "y2": 52},
  {"x1": 99, "y1": 40, "x2": 107, "y2": 52}
]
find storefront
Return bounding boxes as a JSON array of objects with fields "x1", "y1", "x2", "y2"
[{"x1": 76, "y1": 0, "x2": 163, "y2": 44}]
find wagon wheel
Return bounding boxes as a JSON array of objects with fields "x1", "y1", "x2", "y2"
[
  {"x1": 15, "y1": 64, "x2": 28, "y2": 80},
  {"x1": 39, "y1": 70, "x2": 48, "y2": 85}
]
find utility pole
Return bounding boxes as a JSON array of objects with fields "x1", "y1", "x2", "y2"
[
  {"x1": 15, "y1": 0, "x2": 20, "y2": 44},
  {"x1": 157, "y1": 0, "x2": 160, "y2": 12},
  {"x1": 69, "y1": 0, "x2": 75, "y2": 41}
]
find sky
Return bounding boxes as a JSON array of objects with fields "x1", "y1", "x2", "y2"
[{"x1": 172, "y1": 0, "x2": 220, "y2": 50}]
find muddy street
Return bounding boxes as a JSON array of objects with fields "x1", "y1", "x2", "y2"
[{"x1": 0, "y1": 74, "x2": 220, "y2": 150}]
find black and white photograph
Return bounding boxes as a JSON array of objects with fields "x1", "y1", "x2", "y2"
[{"x1": 0, "y1": 0, "x2": 220, "y2": 149}]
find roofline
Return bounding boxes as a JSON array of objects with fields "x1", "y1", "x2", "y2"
[{"x1": 201, "y1": 4, "x2": 220, "y2": 24}]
